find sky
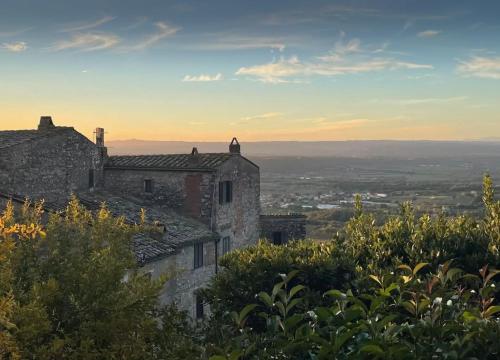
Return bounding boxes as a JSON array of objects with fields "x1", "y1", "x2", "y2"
[{"x1": 0, "y1": 0, "x2": 499, "y2": 142}]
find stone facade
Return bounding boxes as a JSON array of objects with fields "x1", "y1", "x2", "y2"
[
  {"x1": 0, "y1": 116, "x2": 268, "y2": 319},
  {"x1": 0, "y1": 122, "x2": 105, "y2": 202},
  {"x1": 260, "y1": 214, "x2": 307, "y2": 245}
]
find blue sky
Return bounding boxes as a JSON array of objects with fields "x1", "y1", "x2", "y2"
[{"x1": 0, "y1": 0, "x2": 499, "y2": 141}]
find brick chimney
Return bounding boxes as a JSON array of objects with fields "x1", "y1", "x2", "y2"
[
  {"x1": 38, "y1": 116, "x2": 55, "y2": 131},
  {"x1": 229, "y1": 137, "x2": 240, "y2": 154}
]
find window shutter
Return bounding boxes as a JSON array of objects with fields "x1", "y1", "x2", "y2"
[
  {"x1": 226, "y1": 181, "x2": 232, "y2": 203},
  {"x1": 219, "y1": 182, "x2": 224, "y2": 204}
]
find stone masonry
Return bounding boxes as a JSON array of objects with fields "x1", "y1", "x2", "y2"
[{"x1": 0, "y1": 116, "x2": 305, "y2": 318}]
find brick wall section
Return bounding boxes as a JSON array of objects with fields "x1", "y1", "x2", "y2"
[
  {"x1": 260, "y1": 214, "x2": 307, "y2": 243},
  {"x1": 0, "y1": 128, "x2": 105, "y2": 202},
  {"x1": 103, "y1": 169, "x2": 215, "y2": 224}
]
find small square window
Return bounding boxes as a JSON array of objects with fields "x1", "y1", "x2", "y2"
[
  {"x1": 194, "y1": 242, "x2": 203, "y2": 269},
  {"x1": 144, "y1": 179, "x2": 153, "y2": 193},
  {"x1": 222, "y1": 236, "x2": 231, "y2": 255}
]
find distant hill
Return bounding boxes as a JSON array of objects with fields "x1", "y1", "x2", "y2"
[{"x1": 106, "y1": 139, "x2": 500, "y2": 159}]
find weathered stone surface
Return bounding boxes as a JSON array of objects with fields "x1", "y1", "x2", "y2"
[
  {"x1": 0, "y1": 116, "x2": 301, "y2": 318},
  {"x1": 260, "y1": 214, "x2": 307, "y2": 244}
]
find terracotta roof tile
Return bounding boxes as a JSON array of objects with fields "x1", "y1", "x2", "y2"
[{"x1": 106, "y1": 153, "x2": 233, "y2": 171}]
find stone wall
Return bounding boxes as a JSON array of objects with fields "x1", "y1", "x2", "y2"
[
  {"x1": 260, "y1": 214, "x2": 307, "y2": 244},
  {"x1": 103, "y1": 169, "x2": 215, "y2": 224},
  {"x1": 141, "y1": 237, "x2": 217, "y2": 318},
  {"x1": 214, "y1": 155, "x2": 260, "y2": 250},
  {"x1": 0, "y1": 128, "x2": 105, "y2": 202}
]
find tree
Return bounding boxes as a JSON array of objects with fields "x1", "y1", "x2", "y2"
[{"x1": 2, "y1": 197, "x2": 165, "y2": 359}]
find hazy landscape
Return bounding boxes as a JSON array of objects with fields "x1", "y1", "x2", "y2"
[{"x1": 109, "y1": 140, "x2": 500, "y2": 238}]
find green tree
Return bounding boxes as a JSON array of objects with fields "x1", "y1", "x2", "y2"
[{"x1": 3, "y1": 198, "x2": 165, "y2": 359}]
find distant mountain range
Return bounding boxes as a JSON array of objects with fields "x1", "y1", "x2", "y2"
[{"x1": 106, "y1": 139, "x2": 500, "y2": 159}]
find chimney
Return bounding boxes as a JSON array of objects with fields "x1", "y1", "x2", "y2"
[
  {"x1": 95, "y1": 128, "x2": 105, "y2": 147},
  {"x1": 229, "y1": 137, "x2": 240, "y2": 154},
  {"x1": 38, "y1": 116, "x2": 55, "y2": 131},
  {"x1": 189, "y1": 147, "x2": 199, "y2": 166}
]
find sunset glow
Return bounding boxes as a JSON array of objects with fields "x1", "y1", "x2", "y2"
[{"x1": 1, "y1": 0, "x2": 499, "y2": 141}]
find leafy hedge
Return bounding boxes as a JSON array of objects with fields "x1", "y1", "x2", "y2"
[
  {"x1": 210, "y1": 263, "x2": 500, "y2": 359},
  {"x1": 205, "y1": 175, "x2": 500, "y2": 359}
]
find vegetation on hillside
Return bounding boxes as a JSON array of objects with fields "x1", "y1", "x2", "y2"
[
  {"x1": 2, "y1": 175, "x2": 500, "y2": 359},
  {"x1": 204, "y1": 175, "x2": 500, "y2": 359}
]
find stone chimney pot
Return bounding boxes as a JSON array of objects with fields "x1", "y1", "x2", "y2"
[
  {"x1": 229, "y1": 137, "x2": 240, "y2": 154},
  {"x1": 38, "y1": 116, "x2": 55, "y2": 131}
]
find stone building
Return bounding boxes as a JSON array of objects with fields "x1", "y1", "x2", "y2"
[
  {"x1": 0, "y1": 116, "x2": 303, "y2": 318},
  {"x1": 260, "y1": 213, "x2": 307, "y2": 245}
]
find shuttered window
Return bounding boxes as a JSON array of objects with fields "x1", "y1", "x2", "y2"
[
  {"x1": 194, "y1": 242, "x2": 203, "y2": 269},
  {"x1": 222, "y1": 236, "x2": 231, "y2": 255},
  {"x1": 144, "y1": 179, "x2": 153, "y2": 193},
  {"x1": 218, "y1": 181, "x2": 233, "y2": 204},
  {"x1": 88, "y1": 169, "x2": 95, "y2": 189},
  {"x1": 195, "y1": 295, "x2": 204, "y2": 319}
]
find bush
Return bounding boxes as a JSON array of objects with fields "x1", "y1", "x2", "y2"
[
  {"x1": 1, "y1": 198, "x2": 164, "y2": 359},
  {"x1": 203, "y1": 240, "x2": 355, "y2": 326},
  {"x1": 210, "y1": 263, "x2": 500, "y2": 359}
]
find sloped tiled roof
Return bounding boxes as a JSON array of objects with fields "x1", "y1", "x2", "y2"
[
  {"x1": 0, "y1": 190, "x2": 216, "y2": 265},
  {"x1": 0, "y1": 128, "x2": 73, "y2": 149},
  {"x1": 77, "y1": 191, "x2": 216, "y2": 264},
  {"x1": 106, "y1": 153, "x2": 233, "y2": 171}
]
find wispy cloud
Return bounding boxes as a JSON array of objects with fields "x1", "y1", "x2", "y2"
[
  {"x1": 1, "y1": 41, "x2": 27, "y2": 52},
  {"x1": 457, "y1": 56, "x2": 500, "y2": 79},
  {"x1": 230, "y1": 112, "x2": 284, "y2": 125},
  {"x1": 236, "y1": 36, "x2": 432, "y2": 83},
  {"x1": 123, "y1": 22, "x2": 179, "y2": 51},
  {"x1": 182, "y1": 73, "x2": 223, "y2": 82},
  {"x1": 0, "y1": 27, "x2": 32, "y2": 37},
  {"x1": 417, "y1": 30, "x2": 441, "y2": 38},
  {"x1": 51, "y1": 33, "x2": 120, "y2": 52},
  {"x1": 241, "y1": 112, "x2": 283, "y2": 122},
  {"x1": 192, "y1": 35, "x2": 286, "y2": 51},
  {"x1": 61, "y1": 16, "x2": 116, "y2": 32},
  {"x1": 372, "y1": 96, "x2": 468, "y2": 105}
]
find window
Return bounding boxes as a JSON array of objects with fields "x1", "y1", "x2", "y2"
[
  {"x1": 144, "y1": 179, "x2": 153, "y2": 193},
  {"x1": 218, "y1": 181, "x2": 233, "y2": 204},
  {"x1": 88, "y1": 169, "x2": 95, "y2": 189},
  {"x1": 222, "y1": 236, "x2": 231, "y2": 255},
  {"x1": 194, "y1": 242, "x2": 203, "y2": 269},
  {"x1": 272, "y1": 231, "x2": 284, "y2": 245},
  {"x1": 195, "y1": 295, "x2": 204, "y2": 319}
]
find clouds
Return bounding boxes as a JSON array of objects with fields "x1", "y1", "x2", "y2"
[
  {"x1": 51, "y1": 33, "x2": 120, "y2": 52},
  {"x1": 52, "y1": 18, "x2": 179, "y2": 52},
  {"x1": 61, "y1": 16, "x2": 116, "y2": 32},
  {"x1": 1, "y1": 41, "x2": 27, "y2": 52},
  {"x1": 457, "y1": 56, "x2": 500, "y2": 79},
  {"x1": 417, "y1": 30, "x2": 441, "y2": 38},
  {"x1": 373, "y1": 96, "x2": 467, "y2": 105},
  {"x1": 123, "y1": 21, "x2": 179, "y2": 51},
  {"x1": 182, "y1": 73, "x2": 223, "y2": 82},
  {"x1": 236, "y1": 37, "x2": 433, "y2": 83},
  {"x1": 189, "y1": 34, "x2": 286, "y2": 51},
  {"x1": 240, "y1": 112, "x2": 283, "y2": 122}
]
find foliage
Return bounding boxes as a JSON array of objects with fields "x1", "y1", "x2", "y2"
[
  {"x1": 154, "y1": 305, "x2": 204, "y2": 359},
  {"x1": 210, "y1": 263, "x2": 500, "y2": 359},
  {"x1": 202, "y1": 239, "x2": 355, "y2": 334},
  {"x1": 341, "y1": 175, "x2": 500, "y2": 275},
  {"x1": 0, "y1": 197, "x2": 168, "y2": 359},
  {"x1": 205, "y1": 175, "x2": 500, "y2": 359}
]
